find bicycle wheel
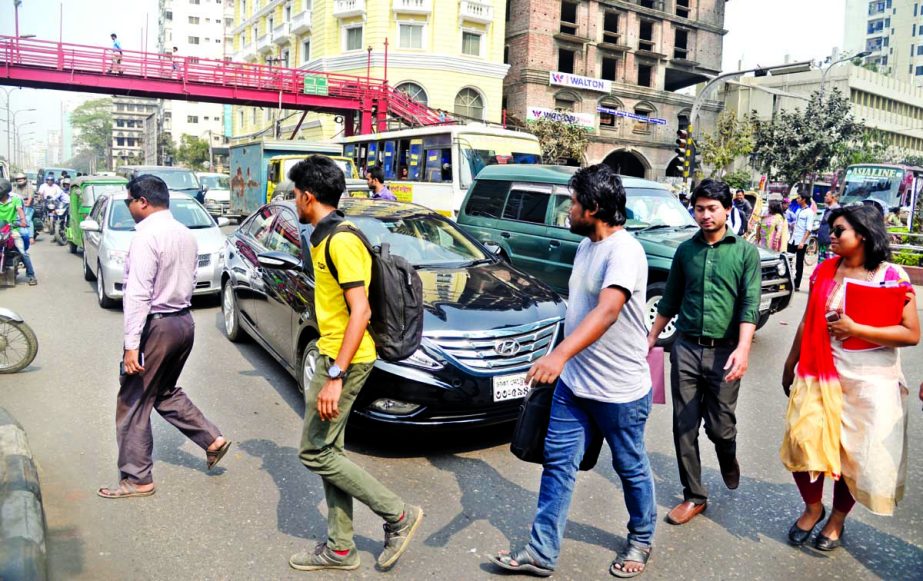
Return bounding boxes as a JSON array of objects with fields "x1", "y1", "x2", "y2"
[{"x1": 0, "y1": 317, "x2": 39, "y2": 373}]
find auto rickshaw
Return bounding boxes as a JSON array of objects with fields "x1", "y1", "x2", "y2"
[{"x1": 67, "y1": 175, "x2": 128, "y2": 253}]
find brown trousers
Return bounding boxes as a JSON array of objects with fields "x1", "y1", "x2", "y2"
[{"x1": 116, "y1": 313, "x2": 221, "y2": 485}]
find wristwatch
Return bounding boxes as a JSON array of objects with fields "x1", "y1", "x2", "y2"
[{"x1": 327, "y1": 363, "x2": 344, "y2": 380}]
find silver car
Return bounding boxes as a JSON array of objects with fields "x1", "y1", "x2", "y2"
[
  {"x1": 80, "y1": 192, "x2": 229, "y2": 308},
  {"x1": 198, "y1": 172, "x2": 232, "y2": 218}
]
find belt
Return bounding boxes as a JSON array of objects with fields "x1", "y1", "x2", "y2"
[
  {"x1": 147, "y1": 308, "x2": 189, "y2": 321},
  {"x1": 680, "y1": 333, "x2": 737, "y2": 348}
]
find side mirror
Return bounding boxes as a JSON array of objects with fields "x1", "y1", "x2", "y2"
[
  {"x1": 257, "y1": 251, "x2": 301, "y2": 271},
  {"x1": 80, "y1": 219, "x2": 101, "y2": 232},
  {"x1": 483, "y1": 242, "x2": 504, "y2": 258},
  {"x1": 216, "y1": 217, "x2": 230, "y2": 227},
  {"x1": 202, "y1": 184, "x2": 210, "y2": 193}
]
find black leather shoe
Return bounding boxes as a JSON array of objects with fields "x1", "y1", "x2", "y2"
[
  {"x1": 787, "y1": 507, "x2": 826, "y2": 546},
  {"x1": 720, "y1": 458, "x2": 740, "y2": 490},
  {"x1": 814, "y1": 524, "x2": 844, "y2": 551}
]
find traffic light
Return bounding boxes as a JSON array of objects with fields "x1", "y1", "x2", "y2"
[
  {"x1": 676, "y1": 128, "x2": 694, "y2": 178},
  {"x1": 675, "y1": 129, "x2": 689, "y2": 157}
]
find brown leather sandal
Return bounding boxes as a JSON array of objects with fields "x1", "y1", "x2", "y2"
[
  {"x1": 97, "y1": 480, "x2": 156, "y2": 499},
  {"x1": 206, "y1": 440, "x2": 232, "y2": 470}
]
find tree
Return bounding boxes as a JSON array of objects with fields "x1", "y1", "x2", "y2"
[
  {"x1": 525, "y1": 118, "x2": 589, "y2": 165},
  {"x1": 175, "y1": 134, "x2": 210, "y2": 170},
  {"x1": 70, "y1": 98, "x2": 113, "y2": 170},
  {"x1": 750, "y1": 89, "x2": 861, "y2": 187},
  {"x1": 722, "y1": 168, "x2": 753, "y2": 191},
  {"x1": 698, "y1": 111, "x2": 754, "y2": 177},
  {"x1": 159, "y1": 132, "x2": 177, "y2": 165}
]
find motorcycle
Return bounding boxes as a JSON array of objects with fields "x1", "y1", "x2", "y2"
[
  {"x1": 31, "y1": 198, "x2": 45, "y2": 239},
  {"x1": 43, "y1": 197, "x2": 57, "y2": 235},
  {"x1": 54, "y1": 200, "x2": 69, "y2": 246},
  {"x1": 0, "y1": 307, "x2": 38, "y2": 373},
  {"x1": 0, "y1": 221, "x2": 23, "y2": 287}
]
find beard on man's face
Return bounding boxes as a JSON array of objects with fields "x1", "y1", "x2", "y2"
[{"x1": 569, "y1": 217, "x2": 594, "y2": 236}]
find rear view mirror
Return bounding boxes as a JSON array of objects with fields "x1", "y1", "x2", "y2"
[
  {"x1": 257, "y1": 251, "x2": 301, "y2": 271},
  {"x1": 80, "y1": 219, "x2": 101, "y2": 232},
  {"x1": 483, "y1": 242, "x2": 503, "y2": 258}
]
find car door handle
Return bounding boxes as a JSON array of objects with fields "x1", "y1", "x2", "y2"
[
  {"x1": 500, "y1": 232, "x2": 511, "y2": 238},
  {"x1": 549, "y1": 240, "x2": 560, "y2": 248}
]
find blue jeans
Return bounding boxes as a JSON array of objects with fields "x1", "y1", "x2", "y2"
[
  {"x1": 527, "y1": 381, "x2": 656, "y2": 568},
  {"x1": 23, "y1": 207, "x2": 34, "y2": 238},
  {"x1": 12, "y1": 231, "x2": 35, "y2": 278}
]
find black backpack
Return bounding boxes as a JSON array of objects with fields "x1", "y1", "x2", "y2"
[{"x1": 324, "y1": 224, "x2": 424, "y2": 362}]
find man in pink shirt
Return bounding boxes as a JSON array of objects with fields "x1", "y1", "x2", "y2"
[{"x1": 98, "y1": 175, "x2": 230, "y2": 499}]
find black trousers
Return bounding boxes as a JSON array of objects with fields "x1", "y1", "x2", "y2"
[
  {"x1": 670, "y1": 335, "x2": 741, "y2": 504},
  {"x1": 787, "y1": 242, "x2": 807, "y2": 290}
]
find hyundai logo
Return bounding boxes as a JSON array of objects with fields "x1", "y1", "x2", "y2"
[{"x1": 494, "y1": 339, "x2": 522, "y2": 356}]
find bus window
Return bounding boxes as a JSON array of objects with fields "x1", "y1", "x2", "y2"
[
  {"x1": 382, "y1": 141, "x2": 397, "y2": 180},
  {"x1": 408, "y1": 140, "x2": 424, "y2": 181},
  {"x1": 425, "y1": 148, "x2": 452, "y2": 183},
  {"x1": 344, "y1": 143, "x2": 357, "y2": 161},
  {"x1": 367, "y1": 142, "x2": 379, "y2": 168}
]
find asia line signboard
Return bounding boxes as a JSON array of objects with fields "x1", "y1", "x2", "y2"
[
  {"x1": 527, "y1": 107, "x2": 596, "y2": 130},
  {"x1": 549, "y1": 71, "x2": 612, "y2": 93}
]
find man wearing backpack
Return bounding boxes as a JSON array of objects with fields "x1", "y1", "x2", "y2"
[{"x1": 287, "y1": 155, "x2": 423, "y2": 573}]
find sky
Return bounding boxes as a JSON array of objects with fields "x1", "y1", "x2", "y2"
[{"x1": 2, "y1": 0, "x2": 848, "y2": 166}]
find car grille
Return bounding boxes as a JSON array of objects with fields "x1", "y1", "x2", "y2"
[
  {"x1": 760, "y1": 258, "x2": 791, "y2": 304},
  {"x1": 425, "y1": 318, "x2": 562, "y2": 376},
  {"x1": 197, "y1": 254, "x2": 211, "y2": 267}
]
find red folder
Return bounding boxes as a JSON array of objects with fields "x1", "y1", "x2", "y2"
[
  {"x1": 648, "y1": 347, "x2": 666, "y2": 404},
  {"x1": 842, "y1": 279, "x2": 908, "y2": 351}
]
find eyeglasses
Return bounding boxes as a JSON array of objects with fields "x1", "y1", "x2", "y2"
[
  {"x1": 124, "y1": 196, "x2": 140, "y2": 207},
  {"x1": 831, "y1": 225, "x2": 850, "y2": 238}
]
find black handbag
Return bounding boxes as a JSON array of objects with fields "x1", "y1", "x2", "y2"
[{"x1": 510, "y1": 383, "x2": 604, "y2": 471}]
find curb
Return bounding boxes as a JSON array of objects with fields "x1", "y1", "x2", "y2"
[{"x1": 0, "y1": 407, "x2": 47, "y2": 581}]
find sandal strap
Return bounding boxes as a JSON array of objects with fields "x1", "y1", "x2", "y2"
[
  {"x1": 616, "y1": 542, "x2": 652, "y2": 566},
  {"x1": 498, "y1": 547, "x2": 550, "y2": 570}
]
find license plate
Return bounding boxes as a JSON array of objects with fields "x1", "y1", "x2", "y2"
[
  {"x1": 759, "y1": 298, "x2": 771, "y2": 311},
  {"x1": 492, "y1": 372, "x2": 531, "y2": 403}
]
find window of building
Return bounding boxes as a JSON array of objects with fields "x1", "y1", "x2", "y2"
[
  {"x1": 637, "y1": 64, "x2": 653, "y2": 87},
  {"x1": 281, "y1": 48, "x2": 290, "y2": 68},
  {"x1": 918, "y1": 44, "x2": 923, "y2": 55},
  {"x1": 189, "y1": 16, "x2": 200, "y2": 24},
  {"x1": 554, "y1": 96, "x2": 575, "y2": 111},
  {"x1": 268, "y1": 17, "x2": 274, "y2": 31},
  {"x1": 190, "y1": 0, "x2": 200, "y2": 4},
  {"x1": 252, "y1": 26, "x2": 258, "y2": 42},
  {"x1": 917, "y1": 65, "x2": 923, "y2": 75},
  {"x1": 462, "y1": 31, "x2": 482, "y2": 56},
  {"x1": 399, "y1": 24, "x2": 423, "y2": 49},
  {"x1": 165, "y1": 10, "x2": 172, "y2": 19},
  {"x1": 638, "y1": 20, "x2": 655, "y2": 51},
  {"x1": 676, "y1": 0, "x2": 690, "y2": 18},
  {"x1": 674, "y1": 28, "x2": 688, "y2": 59},
  {"x1": 251, "y1": 108, "x2": 257, "y2": 124},
  {"x1": 454, "y1": 88, "x2": 484, "y2": 120},
  {"x1": 242, "y1": 0, "x2": 247, "y2": 14},
  {"x1": 345, "y1": 26, "x2": 363, "y2": 51},
  {"x1": 396, "y1": 82, "x2": 428, "y2": 106},
  {"x1": 560, "y1": 1, "x2": 578, "y2": 35},
  {"x1": 558, "y1": 47, "x2": 575, "y2": 73},
  {"x1": 188, "y1": 116, "x2": 199, "y2": 123},
  {"x1": 189, "y1": 36, "x2": 200, "y2": 44},
  {"x1": 302, "y1": 39, "x2": 311, "y2": 63},
  {"x1": 504, "y1": 45, "x2": 509, "y2": 64},
  {"x1": 639, "y1": 0, "x2": 657, "y2": 8},
  {"x1": 602, "y1": 12, "x2": 619, "y2": 44},
  {"x1": 601, "y1": 56, "x2": 618, "y2": 80},
  {"x1": 285, "y1": 4, "x2": 292, "y2": 21}
]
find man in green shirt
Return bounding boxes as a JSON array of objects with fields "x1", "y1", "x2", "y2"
[
  {"x1": 0, "y1": 179, "x2": 37, "y2": 285},
  {"x1": 648, "y1": 179, "x2": 760, "y2": 526}
]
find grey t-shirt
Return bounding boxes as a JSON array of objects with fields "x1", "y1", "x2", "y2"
[{"x1": 560, "y1": 229, "x2": 651, "y2": 403}]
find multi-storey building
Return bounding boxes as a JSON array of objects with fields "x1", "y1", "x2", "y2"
[
  {"x1": 504, "y1": 0, "x2": 726, "y2": 179},
  {"x1": 723, "y1": 64, "x2": 923, "y2": 158},
  {"x1": 230, "y1": 0, "x2": 508, "y2": 140},
  {"x1": 111, "y1": 97, "x2": 159, "y2": 170},
  {"x1": 845, "y1": 0, "x2": 923, "y2": 87},
  {"x1": 158, "y1": 0, "x2": 232, "y2": 163}
]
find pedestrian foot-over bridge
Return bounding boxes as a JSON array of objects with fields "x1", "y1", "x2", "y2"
[{"x1": 0, "y1": 36, "x2": 447, "y2": 135}]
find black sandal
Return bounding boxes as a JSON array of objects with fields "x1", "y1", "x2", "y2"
[
  {"x1": 610, "y1": 542, "x2": 651, "y2": 578},
  {"x1": 814, "y1": 524, "x2": 845, "y2": 551},
  {"x1": 788, "y1": 506, "x2": 826, "y2": 546},
  {"x1": 488, "y1": 548, "x2": 553, "y2": 578}
]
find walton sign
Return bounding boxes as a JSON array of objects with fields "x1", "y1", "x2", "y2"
[{"x1": 549, "y1": 71, "x2": 612, "y2": 93}]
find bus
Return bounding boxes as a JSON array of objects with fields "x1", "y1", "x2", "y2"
[
  {"x1": 840, "y1": 163, "x2": 923, "y2": 212},
  {"x1": 339, "y1": 124, "x2": 542, "y2": 215}
]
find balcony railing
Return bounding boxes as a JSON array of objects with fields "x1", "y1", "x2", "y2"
[
  {"x1": 257, "y1": 34, "x2": 273, "y2": 53},
  {"x1": 272, "y1": 23, "x2": 290, "y2": 44},
  {"x1": 393, "y1": 0, "x2": 432, "y2": 15},
  {"x1": 290, "y1": 10, "x2": 312, "y2": 35},
  {"x1": 460, "y1": 0, "x2": 493, "y2": 24},
  {"x1": 235, "y1": 43, "x2": 255, "y2": 61},
  {"x1": 333, "y1": 0, "x2": 365, "y2": 18}
]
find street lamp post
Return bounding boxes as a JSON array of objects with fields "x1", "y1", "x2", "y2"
[
  {"x1": 1, "y1": 87, "x2": 22, "y2": 166},
  {"x1": 14, "y1": 121, "x2": 36, "y2": 168},
  {"x1": 820, "y1": 50, "x2": 872, "y2": 96}
]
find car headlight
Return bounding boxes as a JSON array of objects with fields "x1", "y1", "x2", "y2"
[
  {"x1": 369, "y1": 399, "x2": 422, "y2": 415},
  {"x1": 107, "y1": 249, "x2": 128, "y2": 265},
  {"x1": 776, "y1": 261, "x2": 786, "y2": 277},
  {"x1": 402, "y1": 347, "x2": 444, "y2": 371}
]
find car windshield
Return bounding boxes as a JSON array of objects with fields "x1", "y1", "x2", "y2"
[
  {"x1": 199, "y1": 175, "x2": 230, "y2": 190},
  {"x1": 145, "y1": 170, "x2": 201, "y2": 191},
  {"x1": 109, "y1": 198, "x2": 215, "y2": 231},
  {"x1": 347, "y1": 214, "x2": 487, "y2": 267},
  {"x1": 840, "y1": 167, "x2": 903, "y2": 206},
  {"x1": 624, "y1": 188, "x2": 697, "y2": 229}
]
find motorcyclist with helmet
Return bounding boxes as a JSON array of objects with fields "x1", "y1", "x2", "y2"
[
  {"x1": 12, "y1": 172, "x2": 36, "y2": 239},
  {"x1": 0, "y1": 178, "x2": 37, "y2": 285}
]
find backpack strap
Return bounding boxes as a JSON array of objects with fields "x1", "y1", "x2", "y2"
[{"x1": 323, "y1": 223, "x2": 372, "y2": 283}]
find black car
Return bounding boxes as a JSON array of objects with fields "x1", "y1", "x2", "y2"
[{"x1": 220, "y1": 198, "x2": 566, "y2": 428}]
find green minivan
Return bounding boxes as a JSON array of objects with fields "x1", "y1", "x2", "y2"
[
  {"x1": 456, "y1": 165, "x2": 794, "y2": 347},
  {"x1": 67, "y1": 175, "x2": 128, "y2": 253}
]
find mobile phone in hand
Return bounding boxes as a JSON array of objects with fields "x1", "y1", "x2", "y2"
[{"x1": 825, "y1": 311, "x2": 841, "y2": 323}]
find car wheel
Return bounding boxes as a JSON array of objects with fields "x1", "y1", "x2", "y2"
[
  {"x1": 298, "y1": 340, "x2": 320, "y2": 394},
  {"x1": 221, "y1": 282, "x2": 247, "y2": 342},
  {"x1": 646, "y1": 281, "x2": 678, "y2": 348},
  {"x1": 756, "y1": 311, "x2": 771, "y2": 330},
  {"x1": 83, "y1": 251, "x2": 96, "y2": 281},
  {"x1": 68, "y1": 241, "x2": 78, "y2": 254},
  {"x1": 97, "y1": 264, "x2": 116, "y2": 309}
]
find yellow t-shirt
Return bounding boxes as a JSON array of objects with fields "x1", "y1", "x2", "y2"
[{"x1": 309, "y1": 222, "x2": 377, "y2": 363}]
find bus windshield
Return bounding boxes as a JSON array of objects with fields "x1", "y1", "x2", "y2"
[
  {"x1": 841, "y1": 165, "x2": 903, "y2": 206},
  {"x1": 458, "y1": 134, "x2": 541, "y2": 187}
]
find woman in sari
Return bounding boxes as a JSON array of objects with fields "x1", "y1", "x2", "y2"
[
  {"x1": 754, "y1": 199, "x2": 789, "y2": 252},
  {"x1": 780, "y1": 205, "x2": 919, "y2": 551}
]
